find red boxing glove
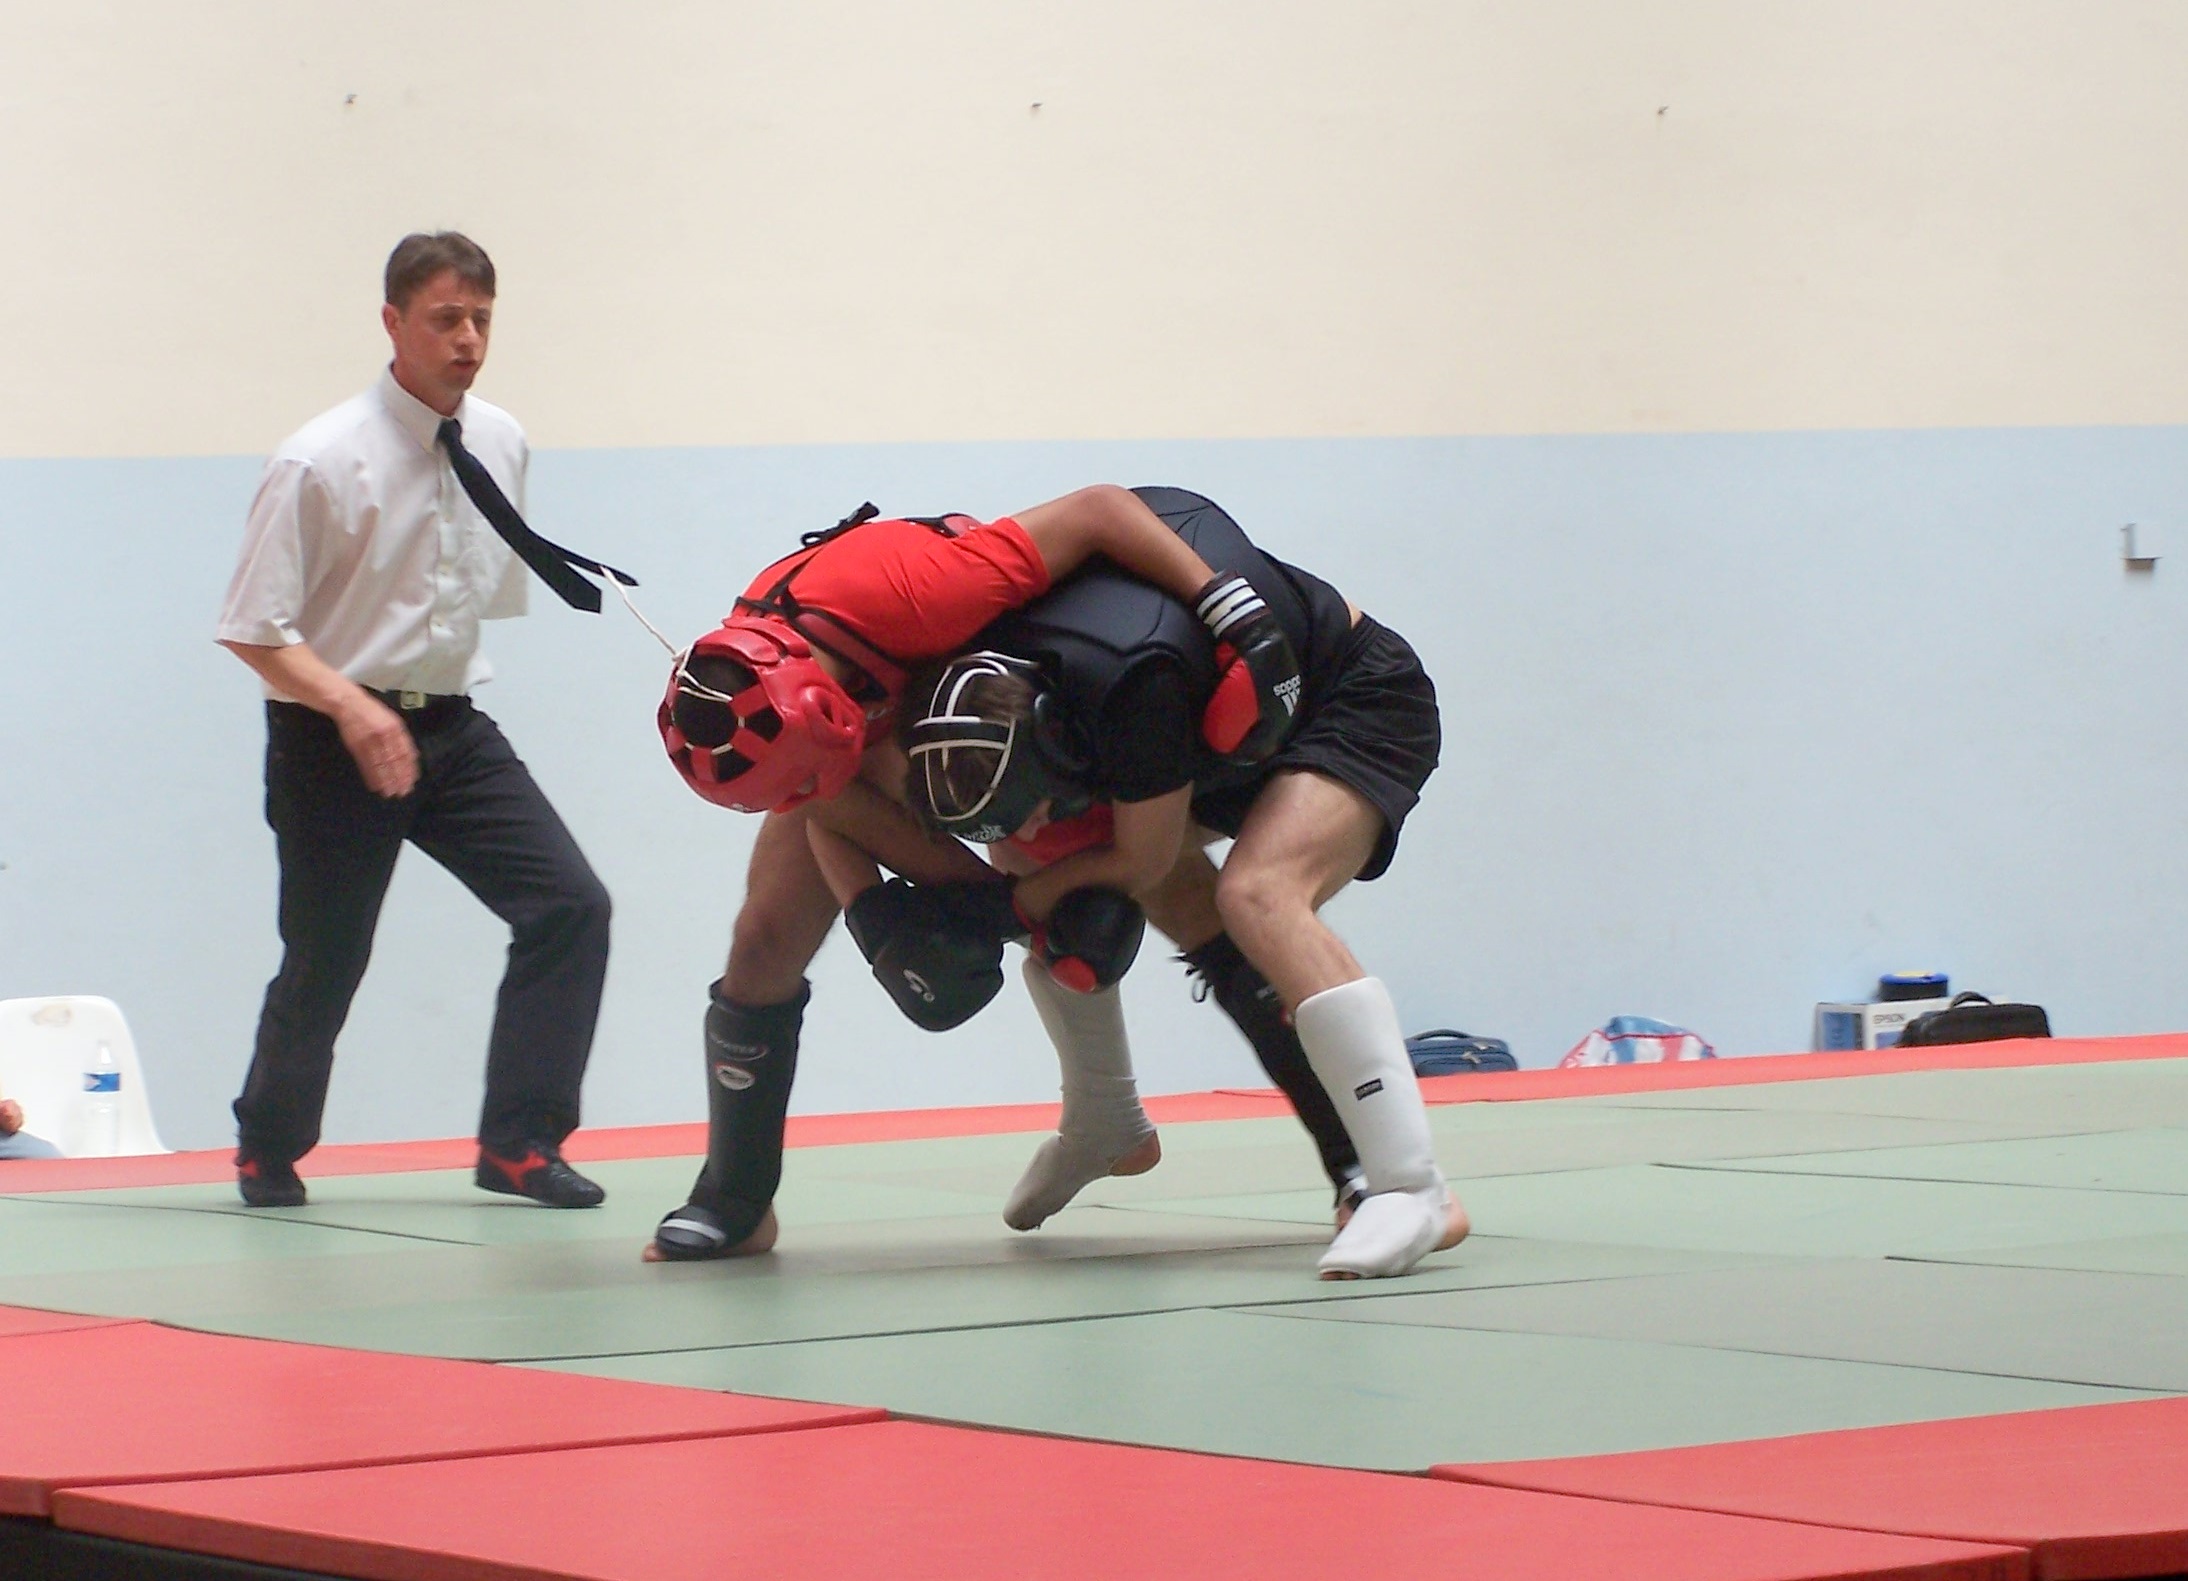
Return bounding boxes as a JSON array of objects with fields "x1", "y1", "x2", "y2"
[
  {"x1": 1200, "y1": 641, "x2": 1262, "y2": 756},
  {"x1": 1194, "y1": 575, "x2": 1301, "y2": 764}
]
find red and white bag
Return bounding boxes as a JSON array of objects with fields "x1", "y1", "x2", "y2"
[{"x1": 1559, "y1": 1016, "x2": 1716, "y2": 1068}]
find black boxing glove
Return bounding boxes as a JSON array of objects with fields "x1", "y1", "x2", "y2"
[
  {"x1": 1194, "y1": 573, "x2": 1300, "y2": 764},
  {"x1": 847, "y1": 878, "x2": 1028, "y2": 949},
  {"x1": 844, "y1": 880, "x2": 1007, "y2": 1031},
  {"x1": 924, "y1": 878, "x2": 1031, "y2": 946},
  {"x1": 1029, "y1": 886, "x2": 1146, "y2": 993}
]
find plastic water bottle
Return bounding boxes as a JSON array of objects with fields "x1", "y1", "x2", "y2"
[{"x1": 83, "y1": 1040, "x2": 121, "y2": 1156}]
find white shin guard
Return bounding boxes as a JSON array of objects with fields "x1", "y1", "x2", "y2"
[
  {"x1": 1005, "y1": 958, "x2": 1157, "y2": 1231},
  {"x1": 1293, "y1": 976, "x2": 1458, "y2": 1278}
]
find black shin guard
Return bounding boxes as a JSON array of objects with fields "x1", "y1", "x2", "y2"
[
  {"x1": 1182, "y1": 935, "x2": 1361, "y2": 1196},
  {"x1": 654, "y1": 980, "x2": 807, "y2": 1259}
]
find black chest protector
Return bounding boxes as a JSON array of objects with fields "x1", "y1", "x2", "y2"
[{"x1": 970, "y1": 488, "x2": 1313, "y2": 794}]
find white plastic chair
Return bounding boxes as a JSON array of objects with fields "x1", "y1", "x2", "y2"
[{"x1": 0, "y1": 996, "x2": 170, "y2": 1157}]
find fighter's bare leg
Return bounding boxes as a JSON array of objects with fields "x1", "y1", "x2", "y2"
[
  {"x1": 722, "y1": 806, "x2": 846, "y2": 1003},
  {"x1": 646, "y1": 807, "x2": 842, "y2": 1263},
  {"x1": 1138, "y1": 844, "x2": 1225, "y2": 952},
  {"x1": 1217, "y1": 771, "x2": 1468, "y2": 1279},
  {"x1": 1211, "y1": 773, "x2": 1377, "y2": 1007},
  {"x1": 1144, "y1": 847, "x2": 1366, "y2": 1224}
]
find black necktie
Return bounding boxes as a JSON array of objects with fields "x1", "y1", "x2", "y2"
[{"x1": 437, "y1": 418, "x2": 635, "y2": 613}]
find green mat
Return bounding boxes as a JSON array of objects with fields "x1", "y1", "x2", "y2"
[
  {"x1": 527, "y1": 1305, "x2": 2154, "y2": 1471},
  {"x1": 1593, "y1": 1057, "x2": 2188, "y2": 1127},
  {"x1": 1252, "y1": 1255, "x2": 2188, "y2": 1390},
  {"x1": 1685, "y1": 1128, "x2": 2188, "y2": 1196},
  {"x1": 1427, "y1": 1102, "x2": 2067, "y2": 1181},
  {"x1": 1444, "y1": 1162, "x2": 2188, "y2": 1258}
]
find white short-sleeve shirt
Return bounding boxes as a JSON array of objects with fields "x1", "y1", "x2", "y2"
[{"x1": 215, "y1": 367, "x2": 530, "y2": 700}]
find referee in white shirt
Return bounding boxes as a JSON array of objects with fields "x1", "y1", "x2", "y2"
[{"x1": 215, "y1": 232, "x2": 610, "y2": 1210}]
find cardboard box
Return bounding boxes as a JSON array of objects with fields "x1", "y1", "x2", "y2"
[{"x1": 1813, "y1": 997, "x2": 1954, "y2": 1052}]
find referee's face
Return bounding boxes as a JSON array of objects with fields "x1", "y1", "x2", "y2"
[{"x1": 384, "y1": 269, "x2": 494, "y2": 417}]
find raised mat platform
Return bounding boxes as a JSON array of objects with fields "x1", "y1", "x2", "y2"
[{"x1": 2, "y1": 1032, "x2": 2183, "y2": 1578}]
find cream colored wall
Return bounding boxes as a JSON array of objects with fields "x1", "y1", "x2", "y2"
[{"x1": 7, "y1": 1, "x2": 2185, "y2": 459}]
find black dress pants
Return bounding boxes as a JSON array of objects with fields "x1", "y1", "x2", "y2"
[{"x1": 234, "y1": 699, "x2": 611, "y2": 1165}]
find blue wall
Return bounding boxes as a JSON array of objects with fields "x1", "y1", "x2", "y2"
[{"x1": 5, "y1": 426, "x2": 2184, "y2": 1150}]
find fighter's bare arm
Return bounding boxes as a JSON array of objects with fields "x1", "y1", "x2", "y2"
[
  {"x1": 1009, "y1": 788, "x2": 1194, "y2": 923},
  {"x1": 802, "y1": 777, "x2": 993, "y2": 908},
  {"x1": 1013, "y1": 486, "x2": 1220, "y2": 608}
]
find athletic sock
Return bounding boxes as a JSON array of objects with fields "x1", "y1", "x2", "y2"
[{"x1": 1005, "y1": 956, "x2": 1156, "y2": 1230}]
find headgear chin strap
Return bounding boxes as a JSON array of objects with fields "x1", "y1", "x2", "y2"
[
  {"x1": 659, "y1": 616, "x2": 867, "y2": 813},
  {"x1": 905, "y1": 651, "x2": 1091, "y2": 843}
]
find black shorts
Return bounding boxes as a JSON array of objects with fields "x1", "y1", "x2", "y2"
[{"x1": 1189, "y1": 615, "x2": 1439, "y2": 882}]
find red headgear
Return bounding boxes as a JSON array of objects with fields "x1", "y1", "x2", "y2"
[{"x1": 659, "y1": 617, "x2": 868, "y2": 813}]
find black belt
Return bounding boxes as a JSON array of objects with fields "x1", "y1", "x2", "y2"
[{"x1": 369, "y1": 689, "x2": 472, "y2": 725}]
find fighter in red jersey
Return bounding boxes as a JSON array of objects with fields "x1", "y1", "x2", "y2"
[{"x1": 647, "y1": 485, "x2": 1302, "y2": 1261}]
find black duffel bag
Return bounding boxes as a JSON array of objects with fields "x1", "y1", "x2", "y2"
[{"x1": 1895, "y1": 992, "x2": 2051, "y2": 1047}]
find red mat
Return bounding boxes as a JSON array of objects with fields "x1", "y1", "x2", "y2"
[
  {"x1": 8, "y1": 1032, "x2": 2180, "y2": 1193},
  {"x1": 1438, "y1": 1396, "x2": 2188, "y2": 1580},
  {"x1": 55, "y1": 1418, "x2": 2028, "y2": 1581},
  {"x1": 0, "y1": 1322, "x2": 880, "y2": 1516},
  {"x1": 0, "y1": 1304, "x2": 134, "y2": 1339}
]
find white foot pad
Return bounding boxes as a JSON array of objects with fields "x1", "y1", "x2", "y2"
[{"x1": 1316, "y1": 1187, "x2": 1464, "y2": 1279}]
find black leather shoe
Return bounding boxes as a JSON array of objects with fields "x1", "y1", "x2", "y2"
[
  {"x1": 476, "y1": 1144, "x2": 605, "y2": 1208},
  {"x1": 237, "y1": 1157, "x2": 307, "y2": 1208}
]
